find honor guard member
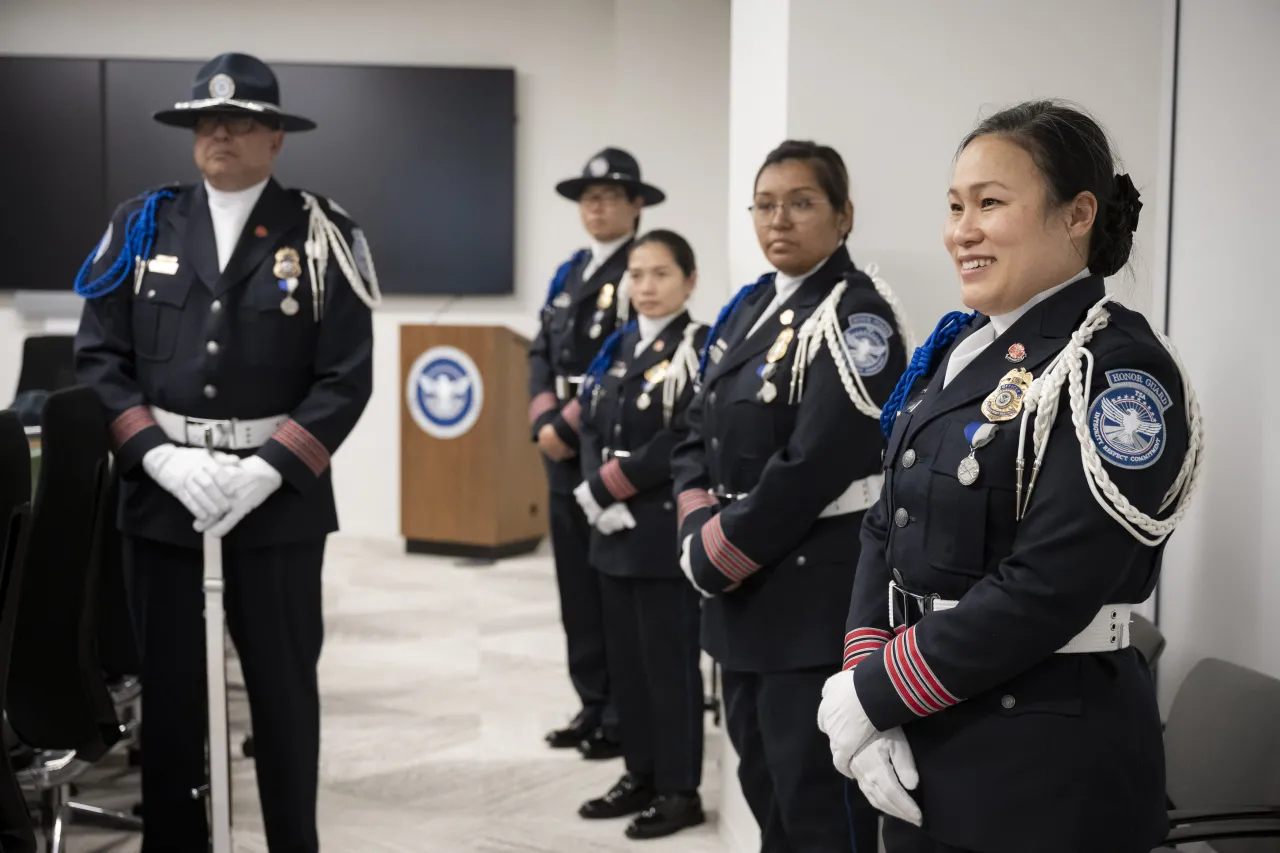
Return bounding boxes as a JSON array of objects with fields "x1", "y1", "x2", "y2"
[
  {"x1": 818, "y1": 101, "x2": 1204, "y2": 853},
  {"x1": 573, "y1": 231, "x2": 709, "y2": 840},
  {"x1": 73, "y1": 53, "x2": 379, "y2": 853},
  {"x1": 671, "y1": 141, "x2": 912, "y2": 852},
  {"x1": 529, "y1": 148, "x2": 665, "y2": 759}
]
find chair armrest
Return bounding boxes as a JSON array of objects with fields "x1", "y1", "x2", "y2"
[
  {"x1": 1169, "y1": 805, "x2": 1280, "y2": 825},
  {"x1": 1163, "y1": 818, "x2": 1280, "y2": 845}
]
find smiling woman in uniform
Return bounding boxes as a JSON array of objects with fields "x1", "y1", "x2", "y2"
[
  {"x1": 671, "y1": 140, "x2": 912, "y2": 852},
  {"x1": 819, "y1": 100, "x2": 1204, "y2": 853}
]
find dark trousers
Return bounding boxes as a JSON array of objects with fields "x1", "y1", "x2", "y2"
[
  {"x1": 882, "y1": 819, "x2": 976, "y2": 853},
  {"x1": 722, "y1": 668, "x2": 879, "y2": 853},
  {"x1": 548, "y1": 488, "x2": 612, "y2": 725},
  {"x1": 599, "y1": 573, "x2": 703, "y2": 793},
  {"x1": 129, "y1": 536, "x2": 324, "y2": 853}
]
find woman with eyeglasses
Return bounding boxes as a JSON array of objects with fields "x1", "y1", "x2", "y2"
[
  {"x1": 818, "y1": 101, "x2": 1203, "y2": 853},
  {"x1": 671, "y1": 140, "x2": 912, "y2": 851},
  {"x1": 573, "y1": 230, "x2": 710, "y2": 840}
]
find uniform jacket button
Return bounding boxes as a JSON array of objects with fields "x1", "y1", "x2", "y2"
[
  {"x1": 894, "y1": 507, "x2": 909, "y2": 528},
  {"x1": 902, "y1": 449, "x2": 917, "y2": 468},
  {"x1": 147, "y1": 289, "x2": 156, "y2": 299},
  {"x1": 711, "y1": 437, "x2": 720, "y2": 450},
  {"x1": 796, "y1": 556, "x2": 807, "y2": 566},
  {"x1": 1001, "y1": 694, "x2": 1016, "y2": 710},
  {"x1": 709, "y1": 391, "x2": 717, "y2": 404},
  {"x1": 203, "y1": 384, "x2": 217, "y2": 399},
  {"x1": 206, "y1": 341, "x2": 220, "y2": 355},
  {"x1": 211, "y1": 299, "x2": 222, "y2": 313},
  {"x1": 663, "y1": 501, "x2": 673, "y2": 511}
]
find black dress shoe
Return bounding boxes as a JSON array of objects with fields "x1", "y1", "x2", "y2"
[
  {"x1": 579, "y1": 773, "x2": 655, "y2": 819},
  {"x1": 545, "y1": 710, "x2": 598, "y2": 749},
  {"x1": 625, "y1": 792, "x2": 706, "y2": 839},
  {"x1": 577, "y1": 726, "x2": 624, "y2": 760}
]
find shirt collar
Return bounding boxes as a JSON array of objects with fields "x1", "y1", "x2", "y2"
[
  {"x1": 204, "y1": 177, "x2": 269, "y2": 211},
  {"x1": 637, "y1": 310, "x2": 680, "y2": 349},
  {"x1": 990, "y1": 266, "x2": 1092, "y2": 338},
  {"x1": 773, "y1": 255, "x2": 829, "y2": 302},
  {"x1": 589, "y1": 234, "x2": 632, "y2": 265}
]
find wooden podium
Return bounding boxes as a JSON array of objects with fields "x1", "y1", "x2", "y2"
[{"x1": 400, "y1": 324, "x2": 547, "y2": 558}]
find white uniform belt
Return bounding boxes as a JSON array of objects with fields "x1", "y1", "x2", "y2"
[
  {"x1": 819, "y1": 473, "x2": 883, "y2": 518},
  {"x1": 932, "y1": 598, "x2": 1132, "y2": 654},
  {"x1": 713, "y1": 473, "x2": 882, "y2": 519},
  {"x1": 555, "y1": 375, "x2": 585, "y2": 402},
  {"x1": 151, "y1": 406, "x2": 287, "y2": 451}
]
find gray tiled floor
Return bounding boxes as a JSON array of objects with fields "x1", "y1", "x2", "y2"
[{"x1": 61, "y1": 537, "x2": 729, "y2": 852}]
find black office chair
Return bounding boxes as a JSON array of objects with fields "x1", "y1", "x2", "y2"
[
  {"x1": 1155, "y1": 658, "x2": 1280, "y2": 851},
  {"x1": 94, "y1": 464, "x2": 143, "y2": 766},
  {"x1": 0, "y1": 411, "x2": 38, "y2": 853},
  {"x1": 6, "y1": 386, "x2": 141, "y2": 852},
  {"x1": 13, "y1": 336, "x2": 76, "y2": 399}
]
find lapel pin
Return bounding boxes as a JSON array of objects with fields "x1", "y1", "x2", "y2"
[
  {"x1": 653, "y1": 339, "x2": 665, "y2": 353},
  {"x1": 779, "y1": 308, "x2": 795, "y2": 326},
  {"x1": 254, "y1": 225, "x2": 268, "y2": 238},
  {"x1": 1006, "y1": 343, "x2": 1027, "y2": 363}
]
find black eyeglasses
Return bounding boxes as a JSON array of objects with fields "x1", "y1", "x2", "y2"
[{"x1": 194, "y1": 114, "x2": 278, "y2": 136}]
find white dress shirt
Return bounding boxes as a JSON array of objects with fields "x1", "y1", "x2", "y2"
[
  {"x1": 583, "y1": 234, "x2": 632, "y2": 281},
  {"x1": 942, "y1": 267, "x2": 1092, "y2": 388},
  {"x1": 634, "y1": 311, "x2": 679, "y2": 357},
  {"x1": 747, "y1": 256, "x2": 829, "y2": 338},
  {"x1": 206, "y1": 178, "x2": 269, "y2": 273}
]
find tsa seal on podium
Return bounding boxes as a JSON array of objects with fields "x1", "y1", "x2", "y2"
[{"x1": 407, "y1": 346, "x2": 485, "y2": 439}]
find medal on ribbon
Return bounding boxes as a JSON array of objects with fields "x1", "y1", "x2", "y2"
[{"x1": 958, "y1": 422, "x2": 999, "y2": 485}]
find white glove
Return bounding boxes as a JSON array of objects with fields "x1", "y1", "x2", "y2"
[
  {"x1": 197, "y1": 455, "x2": 283, "y2": 538},
  {"x1": 680, "y1": 535, "x2": 712, "y2": 598},
  {"x1": 849, "y1": 727, "x2": 922, "y2": 826},
  {"x1": 594, "y1": 501, "x2": 637, "y2": 535},
  {"x1": 142, "y1": 444, "x2": 234, "y2": 524},
  {"x1": 817, "y1": 671, "x2": 877, "y2": 778},
  {"x1": 573, "y1": 480, "x2": 604, "y2": 525}
]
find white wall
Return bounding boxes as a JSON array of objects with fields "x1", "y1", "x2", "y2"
[
  {"x1": 1156, "y1": 0, "x2": 1280, "y2": 706},
  {"x1": 785, "y1": 0, "x2": 1174, "y2": 345},
  {"x1": 0, "y1": 0, "x2": 732, "y2": 540}
]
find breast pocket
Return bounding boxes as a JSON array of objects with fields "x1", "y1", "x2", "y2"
[
  {"x1": 238, "y1": 279, "x2": 316, "y2": 368},
  {"x1": 132, "y1": 275, "x2": 192, "y2": 362},
  {"x1": 924, "y1": 421, "x2": 989, "y2": 577},
  {"x1": 720, "y1": 370, "x2": 784, "y2": 480}
]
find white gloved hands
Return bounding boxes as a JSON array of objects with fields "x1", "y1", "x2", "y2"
[
  {"x1": 573, "y1": 480, "x2": 604, "y2": 525},
  {"x1": 849, "y1": 727, "x2": 922, "y2": 826},
  {"x1": 196, "y1": 455, "x2": 284, "y2": 538},
  {"x1": 679, "y1": 535, "x2": 712, "y2": 598},
  {"x1": 594, "y1": 501, "x2": 637, "y2": 535},
  {"x1": 142, "y1": 444, "x2": 236, "y2": 525},
  {"x1": 817, "y1": 670, "x2": 878, "y2": 779}
]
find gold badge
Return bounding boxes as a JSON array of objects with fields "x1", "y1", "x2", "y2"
[
  {"x1": 597, "y1": 283, "x2": 615, "y2": 310},
  {"x1": 766, "y1": 327, "x2": 796, "y2": 364},
  {"x1": 273, "y1": 247, "x2": 302, "y2": 280},
  {"x1": 779, "y1": 308, "x2": 795, "y2": 326},
  {"x1": 982, "y1": 368, "x2": 1033, "y2": 422},
  {"x1": 644, "y1": 360, "x2": 670, "y2": 385}
]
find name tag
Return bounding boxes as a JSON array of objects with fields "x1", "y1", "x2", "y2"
[{"x1": 147, "y1": 255, "x2": 180, "y2": 276}]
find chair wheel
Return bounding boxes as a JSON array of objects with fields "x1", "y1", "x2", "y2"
[{"x1": 241, "y1": 735, "x2": 255, "y2": 758}]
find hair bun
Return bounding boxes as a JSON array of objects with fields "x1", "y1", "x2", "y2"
[{"x1": 1108, "y1": 173, "x2": 1143, "y2": 234}]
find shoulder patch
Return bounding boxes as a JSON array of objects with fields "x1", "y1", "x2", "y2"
[
  {"x1": 1087, "y1": 369, "x2": 1173, "y2": 470},
  {"x1": 92, "y1": 222, "x2": 113, "y2": 264},
  {"x1": 843, "y1": 312, "x2": 895, "y2": 376},
  {"x1": 352, "y1": 227, "x2": 374, "y2": 281}
]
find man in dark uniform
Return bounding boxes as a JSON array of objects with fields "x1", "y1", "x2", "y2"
[
  {"x1": 527, "y1": 148, "x2": 664, "y2": 759},
  {"x1": 74, "y1": 52, "x2": 378, "y2": 852}
]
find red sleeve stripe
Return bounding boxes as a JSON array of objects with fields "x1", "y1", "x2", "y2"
[
  {"x1": 843, "y1": 628, "x2": 892, "y2": 671},
  {"x1": 700, "y1": 514, "x2": 759, "y2": 582},
  {"x1": 883, "y1": 626, "x2": 959, "y2": 717},
  {"x1": 272, "y1": 420, "x2": 330, "y2": 477},
  {"x1": 110, "y1": 406, "x2": 157, "y2": 449},
  {"x1": 600, "y1": 459, "x2": 638, "y2": 501},
  {"x1": 528, "y1": 391, "x2": 557, "y2": 425},
  {"x1": 561, "y1": 398, "x2": 582, "y2": 432},
  {"x1": 677, "y1": 489, "x2": 717, "y2": 526}
]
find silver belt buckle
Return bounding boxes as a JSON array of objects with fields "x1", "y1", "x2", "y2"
[{"x1": 888, "y1": 580, "x2": 938, "y2": 629}]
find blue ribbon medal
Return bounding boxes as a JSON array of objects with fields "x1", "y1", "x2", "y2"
[{"x1": 958, "y1": 422, "x2": 999, "y2": 486}]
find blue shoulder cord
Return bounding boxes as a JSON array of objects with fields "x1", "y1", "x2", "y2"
[
  {"x1": 544, "y1": 248, "x2": 590, "y2": 307},
  {"x1": 580, "y1": 320, "x2": 638, "y2": 398},
  {"x1": 73, "y1": 188, "x2": 178, "y2": 299},
  {"x1": 697, "y1": 272, "x2": 775, "y2": 378},
  {"x1": 878, "y1": 310, "x2": 976, "y2": 438}
]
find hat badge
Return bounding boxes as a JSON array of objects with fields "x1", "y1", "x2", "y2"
[
  {"x1": 209, "y1": 73, "x2": 236, "y2": 99},
  {"x1": 588, "y1": 156, "x2": 609, "y2": 178}
]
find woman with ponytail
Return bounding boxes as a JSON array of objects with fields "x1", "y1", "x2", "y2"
[
  {"x1": 671, "y1": 141, "x2": 912, "y2": 851},
  {"x1": 819, "y1": 101, "x2": 1203, "y2": 853},
  {"x1": 572, "y1": 230, "x2": 709, "y2": 839}
]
